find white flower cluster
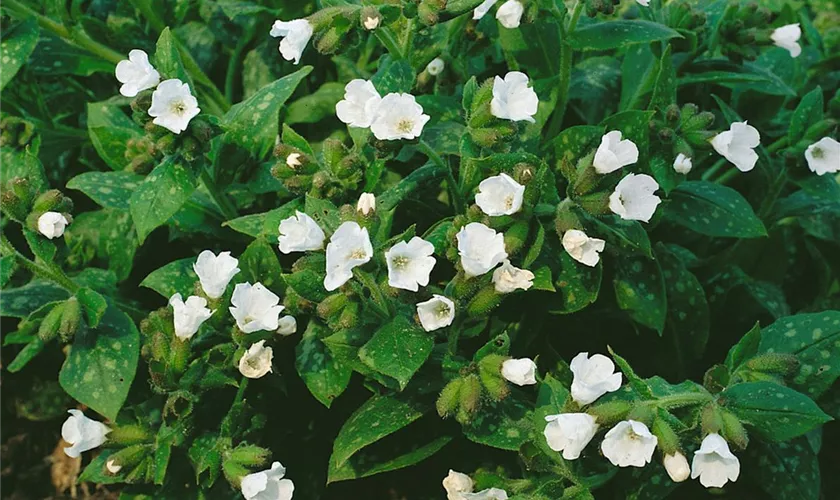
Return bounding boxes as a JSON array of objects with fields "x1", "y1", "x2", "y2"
[{"x1": 336, "y1": 79, "x2": 430, "y2": 141}]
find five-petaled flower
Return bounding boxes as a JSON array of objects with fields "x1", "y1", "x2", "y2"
[
  {"x1": 385, "y1": 237, "x2": 437, "y2": 292},
  {"x1": 324, "y1": 221, "x2": 373, "y2": 291},
  {"x1": 241, "y1": 461, "x2": 294, "y2": 500},
  {"x1": 712, "y1": 121, "x2": 761, "y2": 172},
  {"x1": 570, "y1": 352, "x2": 622, "y2": 405},
  {"x1": 148, "y1": 79, "x2": 200, "y2": 134},
  {"x1": 543, "y1": 413, "x2": 599, "y2": 460},
  {"x1": 771, "y1": 24, "x2": 802, "y2": 58},
  {"x1": 335, "y1": 79, "x2": 382, "y2": 128},
  {"x1": 609, "y1": 173, "x2": 662, "y2": 223},
  {"x1": 475, "y1": 173, "x2": 525, "y2": 216},
  {"x1": 601, "y1": 420, "x2": 658, "y2": 468},
  {"x1": 194, "y1": 250, "x2": 240, "y2": 299},
  {"x1": 270, "y1": 19, "x2": 313, "y2": 64},
  {"x1": 691, "y1": 433, "x2": 740, "y2": 488},
  {"x1": 416, "y1": 294, "x2": 455, "y2": 331},
  {"x1": 562, "y1": 230, "x2": 605, "y2": 267},
  {"x1": 491, "y1": 71, "x2": 538, "y2": 123},
  {"x1": 169, "y1": 293, "x2": 214, "y2": 340},
  {"x1": 370, "y1": 93, "x2": 430, "y2": 140},
  {"x1": 229, "y1": 282, "x2": 284, "y2": 333},
  {"x1": 115, "y1": 49, "x2": 160, "y2": 97},
  {"x1": 805, "y1": 137, "x2": 840, "y2": 176},
  {"x1": 61, "y1": 409, "x2": 110, "y2": 458},
  {"x1": 278, "y1": 211, "x2": 325, "y2": 254},
  {"x1": 456, "y1": 222, "x2": 508, "y2": 278},
  {"x1": 492, "y1": 260, "x2": 534, "y2": 293},
  {"x1": 501, "y1": 357, "x2": 537, "y2": 386},
  {"x1": 594, "y1": 131, "x2": 639, "y2": 174},
  {"x1": 38, "y1": 212, "x2": 69, "y2": 239},
  {"x1": 238, "y1": 340, "x2": 274, "y2": 379}
]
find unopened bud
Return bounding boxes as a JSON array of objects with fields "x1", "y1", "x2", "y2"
[
  {"x1": 744, "y1": 353, "x2": 799, "y2": 376},
  {"x1": 663, "y1": 452, "x2": 690, "y2": 482},
  {"x1": 720, "y1": 410, "x2": 749, "y2": 449},
  {"x1": 576, "y1": 191, "x2": 611, "y2": 215},
  {"x1": 38, "y1": 303, "x2": 65, "y2": 342},
  {"x1": 59, "y1": 297, "x2": 82, "y2": 341},
  {"x1": 108, "y1": 424, "x2": 152, "y2": 446},
  {"x1": 503, "y1": 220, "x2": 530, "y2": 255},
  {"x1": 700, "y1": 403, "x2": 723, "y2": 435},
  {"x1": 458, "y1": 375, "x2": 482, "y2": 421},
  {"x1": 478, "y1": 354, "x2": 510, "y2": 401},
  {"x1": 228, "y1": 444, "x2": 270, "y2": 467},
  {"x1": 651, "y1": 415, "x2": 680, "y2": 455},
  {"x1": 437, "y1": 378, "x2": 463, "y2": 418},
  {"x1": 315, "y1": 27, "x2": 342, "y2": 55},
  {"x1": 356, "y1": 192, "x2": 376, "y2": 215},
  {"x1": 466, "y1": 286, "x2": 503, "y2": 317}
]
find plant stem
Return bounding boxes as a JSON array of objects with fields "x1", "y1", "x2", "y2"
[
  {"x1": 225, "y1": 27, "x2": 255, "y2": 103},
  {"x1": 545, "y1": 1, "x2": 583, "y2": 142},
  {"x1": 375, "y1": 27, "x2": 405, "y2": 59},
  {"x1": 418, "y1": 140, "x2": 465, "y2": 214},
  {"x1": 714, "y1": 167, "x2": 740, "y2": 185},
  {"x1": 200, "y1": 169, "x2": 239, "y2": 221},
  {"x1": 0, "y1": 236, "x2": 80, "y2": 293},
  {"x1": 767, "y1": 137, "x2": 788, "y2": 153},
  {"x1": 701, "y1": 158, "x2": 727, "y2": 181}
]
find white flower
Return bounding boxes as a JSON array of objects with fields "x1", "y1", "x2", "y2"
[
  {"x1": 664, "y1": 452, "x2": 691, "y2": 483},
  {"x1": 324, "y1": 221, "x2": 373, "y2": 291},
  {"x1": 370, "y1": 93, "x2": 430, "y2": 140},
  {"x1": 673, "y1": 153, "x2": 692, "y2": 174},
  {"x1": 357, "y1": 192, "x2": 376, "y2": 215},
  {"x1": 570, "y1": 352, "x2": 622, "y2": 405},
  {"x1": 601, "y1": 420, "x2": 658, "y2": 468},
  {"x1": 456, "y1": 223, "x2": 508, "y2": 277},
  {"x1": 238, "y1": 340, "x2": 274, "y2": 379},
  {"x1": 609, "y1": 173, "x2": 662, "y2": 223},
  {"x1": 491, "y1": 71, "x2": 538, "y2": 123},
  {"x1": 463, "y1": 489, "x2": 508, "y2": 500},
  {"x1": 771, "y1": 24, "x2": 802, "y2": 58},
  {"x1": 636, "y1": 0, "x2": 651, "y2": 6},
  {"x1": 241, "y1": 461, "x2": 294, "y2": 500},
  {"x1": 416, "y1": 294, "x2": 455, "y2": 332},
  {"x1": 443, "y1": 470, "x2": 474, "y2": 500},
  {"x1": 115, "y1": 49, "x2": 160, "y2": 97},
  {"x1": 286, "y1": 153, "x2": 302, "y2": 168},
  {"x1": 501, "y1": 357, "x2": 537, "y2": 386},
  {"x1": 106, "y1": 459, "x2": 122, "y2": 474},
  {"x1": 475, "y1": 173, "x2": 525, "y2": 216},
  {"x1": 562, "y1": 230, "x2": 605, "y2": 267},
  {"x1": 711, "y1": 121, "x2": 761, "y2": 172},
  {"x1": 593, "y1": 131, "x2": 639, "y2": 174},
  {"x1": 691, "y1": 433, "x2": 740, "y2": 488},
  {"x1": 543, "y1": 413, "x2": 598, "y2": 460},
  {"x1": 38, "y1": 212, "x2": 69, "y2": 239},
  {"x1": 61, "y1": 409, "x2": 110, "y2": 458},
  {"x1": 363, "y1": 16, "x2": 380, "y2": 30},
  {"x1": 496, "y1": 1, "x2": 524, "y2": 29},
  {"x1": 335, "y1": 79, "x2": 382, "y2": 128},
  {"x1": 473, "y1": 0, "x2": 499, "y2": 20},
  {"x1": 194, "y1": 250, "x2": 240, "y2": 299},
  {"x1": 148, "y1": 79, "x2": 200, "y2": 134},
  {"x1": 229, "y1": 283, "x2": 284, "y2": 333},
  {"x1": 169, "y1": 293, "x2": 214, "y2": 340},
  {"x1": 805, "y1": 137, "x2": 840, "y2": 176},
  {"x1": 270, "y1": 19, "x2": 313, "y2": 64},
  {"x1": 277, "y1": 315, "x2": 297, "y2": 336},
  {"x1": 278, "y1": 211, "x2": 325, "y2": 254},
  {"x1": 426, "y1": 57, "x2": 445, "y2": 76},
  {"x1": 492, "y1": 260, "x2": 534, "y2": 293},
  {"x1": 385, "y1": 237, "x2": 436, "y2": 292}
]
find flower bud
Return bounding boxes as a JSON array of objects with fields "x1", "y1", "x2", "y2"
[
  {"x1": 315, "y1": 27, "x2": 342, "y2": 55},
  {"x1": 744, "y1": 352, "x2": 799, "y2": 377},
  {"x1": 107, "y1": 424, "x2": 153, "y2": 446},
  {"x1": 466, "y1": 286, "x2": 503, "y2": 317},
  {"x1": 228, "y1": 444, "x2": 270, "y2": 467},
  {"x1": 316, "y1": 293, "x2": 349, "y2": 320},
  {"x1": 576, "y1": 191, "x2": 611, "y2": 215},
  {"x1": 457, "y1": 375, "x2": 482, "y2": 423},
  {"x1": 437, "y1": 378, "x2": 463, "y2": 418},
  {"x1": 38, "y1": 303, "x2": 66, "y2": 342},
  {"x1": 106, "y1": 444, "x2": 148, "y2": 474},
  {"x1": 59, "y1": 297, "x2": 82, "y2": 341},
  {"x1": 478, "y1": 354, "x2": 510, "y2": 401},
  {"x1": 663, "y1": 452, "x2": 690, "y2": 482},
  {"x1": 665, "y1": 104, "x2": 681, "y2": 124},
  {"x1": 33, "y1": 189, "x2": 72, "y2": 213},
  {"x1": 720, "y1": 410, "x2": 749, "y2": 450},
  {"x1": 700, "y1": 403, "x2": 723, "y2": 435},
  {"x1": 586, "y1": 400, "x2": 632, "y2": 424},
  {"x1": 651, "y1": 415, "x2": 680, "y2": 455},
  {"x1": 357, "y1": 192, "x2": 376, "y2": 216},
  {"x1": 503, "y1": 220, "x2": 530, "y2": 256},
  {"x1": 1, "y1": 180, "x2": 29, "y2": 221},
  {"x1": 360, "y1": 7, "x2": 380, "y2": 30},
  {"x1": 418, "y1": 0, "x2": 445, "y2": 25}
]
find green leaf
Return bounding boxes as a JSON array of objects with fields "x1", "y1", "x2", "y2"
[
  {"x1": 1, "y1": 146, "x2": 47, "y2": 194},
  {"x1": 370, "y1": 55, "x2": 415, "y2": 94},
  {"x1": 140, "y1": 257, "x2": 197, "y2": 299},
  {"x1": 550, "y1": 125, "x2": 604, "y2": 166},
  {"x1": 8, "y1": 338, "x2": 45, "y2": 373},
  {"x1": 0, "y1": 18, "x2": 39, "y2": 91},
  {"x1": 295, "y1": 321, "x2": 352, "y2": 408},
  {"x1": 788, "y1": 87, "x2": 824, "y2": 145},
  {"x1": 648, "y1": 45, "x2": 676, "y2": 110},
  {"x1": 665, "y1": 181, "x2": 767, "y2": 238},
  {"x1": 67, "y1": 171, "x2": 145, "y2": 210},
  {"x1": 569, "y1": 21, "x2": 682, "y2": 51},
  {"x1": 359, "y1": 316, "x2": 434, "y2": 390},
  {"x1": 238, "y1": 239, "x2": 283, "y2": 291},
  {"x1": 608, "y1": 346, "x2": 653, "y2": 399},
  {"x1": 725, "y1": 322, "x2": 761, "y2": 372},
  {"x1": 304, "y1": 195, "x2": 341, "y2": 233},
  {"x1": 550, "y1": 250, "x2": 601, "y2": 313},
  {"x1": 328, "y1": 434, "x2": 451, "y2": 484},
  {"x1": 614, "y1": 256, "x2": 667, "y2": 333},
  {"x1": 64, "y1": 209, "x2": 138, "y2": 282},
  {"x1": 223, "y1": 198, "x2": 303, "y2": 239},
  {"x1": 286, "y1": 82, "x2": 344, "y2": 125},
  {"x1": 0, "y1": 280, "x2": 68, "y2": 318},
  {"x1": 0, "y1": 255, "x2": 16, "y2": 287},
  {"x1": 745, "y1": 436, "x2": 820, "y2": 500},
  {"x1": 600, "y1": 110, "x2": 654, "y2": 163},
  {"x1": 86, "y1": 102, "x2": 144, "y2": 171},
  {"x1": 619, "y1": 44, "x2": 657, "y2": 111},
  {"x1": 588, "y1": 214, "x2": 653, "y2": 258},
  {"x1": 23, "y1": 228, "x2": 56, "y2": 263},
  {"x1": 498, "y1": 17, "x2": 563, "y2": 79},
  {"x1": 656, "y1": 244, "x2": 709, "y2": 357},
  {"x1": 129, "y1": 158, "x2": 197, "y2": 243},
  {"x1": 464, "y1": 397, "x2": 533, "y2": 451},
  {"x1": 153, "y1": 27, "x2": 192, "y2": 86},
  {"x1": 29, "y1": 35, "x2": 112, "y2": 76}
]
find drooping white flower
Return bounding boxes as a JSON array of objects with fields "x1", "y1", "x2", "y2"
[
  {"x1": 593, "y1": 131, "x2": 639, "y2": 174},
  {"x1": 278, "y1": 211, "x2": 326, "y2": 254},
  {"x1": 501, "y1": 357, "x2": 537, "y2": 386},
  {"x1": 570, "y1": 352, "x2": 622, "y2": 405},
  {"x1": 324, "y1": 221, "x2": 373, "y2": 291},
  {"x1": 543, "y1": 413, "x2": 599, "y2": 460},
  {"x1": 426, "y1": 58, "x2": 445, "y2": 76},
  {"x1": 475, "y1": 173, "x2": 525, "y2": 216},
  {"x1": 241, "y1": 461, "x2": 294, "y2": 500},
  {"x1": 562, "y1": 230, "x2": 605, "y2": 267},
  {"x1": 636, "y1": 0, "x2": 651, "y2": 6},
  {"x1": 711, "y1": 121, "x2": 761, "y2": 172},
  {"x1": 37, "y1": 212, "x2": 69, "y2": 239},
  {"x1": 456, "y1": 223, "x2": 508, "y2": 278},
  {"x1": 270, "y1": 19, "x2": 313, "y2": 64},
  {"x1": 771, "y1": 23, "x2": 802, "y2": 58},
  {"x1": 277, "y1": 315, "x2": 297, "y2": 336},
  {"x1": 335, "y1": 79, "x2": 382, "y2": 128},
  {"x1": 473, "y1": 0, "x2": 499, "y2": 20},
  {"x1": 61, "y1": 409, "x2": 110, "y2": 458},
  {"x1": 385, "y1": 237, "x2": 436, "y2": 292},
  {"x1": 664, "y1": 452, "x2": 691, "y2": 483},
  {"x1": 416, "y1": 294, "x2": 455, "y2": 331},
  {"x1": 229, "y1": 283, "x2": 284, "y2": 333},
  {"x1": 673, "y1": 153, "x2": 692, "y2": 174},
  {"x1": 238, "y1": 340, "x2": 274, "y2": 379},
  {"x1": 286, "y1": 153, "x2": 302, "y2": 168},
  {"x1": 370, "y1": 93, "x2": 430, "y2": 140},
  {"x1": 443, "y1": 470, "x2": 474, "y2": 500},
  {"x1": 106, "y1": 459, "x2": 122, "y2": 474},
  {"x1": 148, "y1": 79, "x2": 200, "y2": 134},
  {"x1": 496, "y1": 1, "x2": 524, "y2": 29},
  {"x1": 601, "y1": 420, "x2": 658, "y2": 468},
  {"x1": 115, "y1": 49, "x2": 160, "y2": 97},
  {"x1": 490, "y1": 71, "x2": 538, "y2": 123},
  {"x1": 169, "y1": 293, "x2": 214, "y2": 340},
  {"x1": 492, "y1": 260, "x2": 534, "y2": 293},
  {"x1": 363, "y1": 16, "x2": 380, "y2": 30},
  {"x1": 357, "y1": 192, "x2": 376, "y2": 215},
  {"x1": 609, "y1": 173, "x2": 662, "y2": 223},
  {"x1": 194, "y1": 250, "x2": 240, "y2": 299},
  {"x1": 691, "y1": 433, "x2": 740, "y2": 488},
  {"x1": 805, "y1": 137, "x2": 840, "y2": 176}
]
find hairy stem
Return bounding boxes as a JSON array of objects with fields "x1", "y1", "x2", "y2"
[
  {"x1": 0, "y1": 235, "x2": 80, "y2": 293},
  {"x1": 418, "y1": 140, "x2": 465, "y2": 214}
]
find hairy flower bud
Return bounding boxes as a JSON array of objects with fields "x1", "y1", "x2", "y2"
[
  {"x1": 720, "y1": 410, "x2": 749, "y2": 450},
  {"x1": 38, "y1": 303, "x2": 66, "y2": 342},
  {"x1": 437, "y1": 378, "x2": 463, "y2": 418},
  {"x1": 58, "y1": 297, "x2": 82, "y2": 341}
]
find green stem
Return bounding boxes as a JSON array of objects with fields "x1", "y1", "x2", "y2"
[
  {"x1": 714, "y1": 167, "x2": 740, "y2": 185},
  {"x1": 354, "y1": 269, "x2": 393, "y2": 318},
  {"x1": 767, "y1": 137, "x2": 789, "y2": 153},
  {"x1": 377, "y1": 161, "x2": 449, "y2": 212},
  {"x1": 545, "y1": 1, "x2": 583, "y2": 142},
  {"x1": 566, "y1": 0, "x2": 584, "y2": 32},
  {"x1": 418, "y1": 140, "x2": 465, "y2": 214},
  {"x1": 0, "y1": 236, "x2": 79, "y2": 293},
  {"x1": 701, "y1": 158, "x2": 727, "y2": 181},
  {"x1": 375, "y1": 27, "x2": 405, "y2": 59},
  {"x1": 225, "y1": 27, "x2": 255, "y2": 103},
  {"x1": 200, "y1": 169, "x2": 239, "y2": 221}
]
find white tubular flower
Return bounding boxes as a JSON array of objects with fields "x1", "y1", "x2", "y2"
[
  {"x1": 385, "y1": 237, "x2": 437, "y2": 292},
  {"x1": 286, "y1": 153, "x2": 302, "y2": 168},
  {"x1": 37, "y1": 212, "x2": 69, "y2": 239},
  {"x1": 473, "y1": 0, "x2": 499, "y2": 20},
  {"x1": 609, "y1": 173, "x2": 662, "y2": 223},
  {"x1": 61, "y1": 410, "x2": 110, "y2": 458},
  {"x1": 593, "y1": 131, "x2": 639, "y2": 174},
  {"x1": 691, "y1": 433, "x2": 741, "y2": 488},
  {"x1": 276, "y1": 315, "x2": 297, "y2": 336},
  {"x1": 637, "y1": 0, "x2": 651, "y2": 6},
  {"x1": 363, "y1": 16, "x2": 380, "y2": 30},
  {"x1": 229, "y1": 283, "x2": 284, "y2": 333},
  {"x1": 543, "y1": 413, "x2": 599, "y2": 460},
  {"x1": 270, "y1": 19, "x2": 313, "y2": 64},
  {"x1": 324, "y1": 221, "x2": 373, "y2": 291},
  {"x1": 106, "y1": 459, "x2": 122, "y2": 474},
  {"x1": 370, "y1": 93, "x2": 430, "y2": 140},
  {"x1": 492, "y1": 260, "x2": 534, "y2": 293},
  {"x1": 771, "y1": 24, "x2": 802, "y2": 58},
  {"x1": 664, "y1": 452, "x2": 691, "y2": 483},
  {"x1": 238, "y1": 340, "x2": 274, "y2": 379},
  {"x1": 562, "y1": 230, "x2": 605, "y2": 267},
  {"x1": 475, "y1": 173, "x2": 525, "y2": 216},
  {"x1": 416, "y1": 294, "x2": 455, "y2": 332},
  {"x1": 501, "y1": 357, "x2": 537, "y2": 386},
  {"x1": 463, "y1": 489, "x2": 509, "y2": 500},
  {"x1": 601, "y1": 420, "x2": 658, "y2": 468},
  {"x1": 673, "y1": 153, "x2": 693, "y2": 174},
  {"x1": 115, "y1": 49, "x2": 160, "y2": 97},
  {"x1": 443, "y1": 470, "x2": 474, "y2": 500},
  {"x1": 496, "y1": 1, "x2": 524, "y2": 28},
  {"x1": 357, "y1": 192, "x2": 376, "y2": 215},
  {"x1": 711, "y1": 121, "x2": 761, "y2": 172},
  {"x1": 148, "y1": 79, "x2": 200, "y2": 134},
  {"x1": 805, "y1": 137, "x2": 840, "y2": 176},
  {"x1": 169, "y1": 293, "x2": 214, "y2": 340},
  {"x1": 278, "y1": 211, "x2": 326, "y2": 254},
  {"x1": 241, "y1": 461, "x2": 294, "y2": 500},
  {"x1": 491, "y1": 71, "x2": 538, "y2": 123},
  {"x1": 194, "y1": 250, "x2": 240, "y2": 299},
  {"x1": 335, "y1": 79, "x2": 382, "y2": 128},
  {"x1": 456, "y1": 222, "x2": 508, "y2": 278},
  {"x1": 426, "y1": 57, "x2": 445, "y2": 76},
  {"x1": 570, "y1": 352, "x2": 622, "y2": 405}
]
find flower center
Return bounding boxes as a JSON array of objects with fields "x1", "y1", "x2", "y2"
[
  {"x1": 350, "y1": 248, "x2": 367, "y2": 260},
  {"x1": 396, "y1": 118, "x2": 414, "y2": 133},
  {"x1": 392, "y1": 255, "x2": 410, "y2": 269},
  {"x1": 170, "y1": 100, "x2": 187, "y2": 116},
  {"x1": 436, "y1": 304, "x2": 450, "y2": 318},
  {"x1": 504, "y1": 195, "x2": 514, "y2": 210},
  {"x1": 811, "y1": 147, "x2": 824, "y2": 159}
]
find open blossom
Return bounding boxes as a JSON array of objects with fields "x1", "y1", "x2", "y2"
[
  {"x1": 385, "y1": 237, "x2": 436, "y2": 292},
  {"x1": 270, "y1": 19, "x2": 313, "y2": 64},
  {"x1": 475, "y1": 173, "x2": 525, "y2": 216},
  {"x1": 370, "y1": 93, "x2": 430, "y2": 140},
  {"x1": 38, "y1": 212, "x2": 69, "y2": 239},
  {"x1": 491, "y1": 71, "x2": 538, "y2": 123},
  {"x1": 664, "y1": 452, "x2": 691, "y2": 483},
  {"x1": 241, "y1": 461, "x2": 294, "y2": 500},
  {"x1": 601, "y1": 420, "x2": 658, "y2": 467},
  {"x1": 570, "y1": 352, "x2": 622, "y2": 405},
  {"x1": 673, "y1": 153, "x2": 692, "y2": 174},
  {"x1": 115, "y1": 49, "x2": 160, "y2": 97},
  {"x1": 278, "y1": 211, "x2": 325, "y2": 254},
  {"x1": 416, "y1": 294, "x2": 455, "y2": 331},
  {"x1": 543, "y1": 413, "x2": 598, "y2": 460},
  {"x1": 771, "y1": 24, "x2": 802, "y2": 58},
  {"x1": 426, "y1": 58, "x2": 445, "y2": 76},
  {"x1": 238, "y1": 340, "x2": 274, "y2": 379},
  {"x1": 501, "y1": 358, "x2": 537, "y2": 386},
  {"x1": 148, "y1": 79, "x2": 200, "y2": 134},
  {"x1": 456, "y1": 223, "x2": 508, "y2": 277},
  {"x1": 277, "y1": 315, "x2": 297, "y2": 336},
  {"x1": 169, "y1": 293, "x2": 214, "y2": 340},
  {"x1": 691, "y1": 433, "x2": 740, "y2": 488},
  {"x1": 335, "y1": 79, "x2": 382, "y2": 128},
  {"x1": 229, "y1": 283, "x2": 284, "y2": 333},
  {"x1": 594, "y1": 131, "x2": 639, "y2": 174},
  {"x1": 61, "y1": 410, "x2": 110, "y2": 458},
  {"x1": 805, "y1": 137, "x2": 840, "y2": 175},
  {"x1": 636, "y1": 0, "x2": 650, "y2": 6},
  {"x1": 711, "y1": 121, "x2": 760, "y2": 172},
  {"x1": 194, "y1": 250, "x2": 240, "y2": 299},
  {"x1": 562, "y1": 230, "x2": 605, "y2": 267},
  {"x1": 442, "y1": 470, "x2": 508, "y2": 500},
  {"x1": 473, "y1": 0, "x2": 499, "y2": 20},
  {"x1": 324, "y1": 221, "x2": 373, "y2": 291},
  {"x1": 492, "y1": 260, "x2": 534, "y2": 293},
  {"x1": 496, "y1": 1, "x2": 524, "y2": 29},
  {"x1": 286, "y1": 153, "x2": 302, "y2": 168},
  {"x1": 363, "y1": 16, "x2": 379, "y2": 30},
  {"x1": 609, "y1": 173, "x2": 661, "y2": 223},
  {"x1": 357, "y1": 192, "x2": 376, "y2": 215}
]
